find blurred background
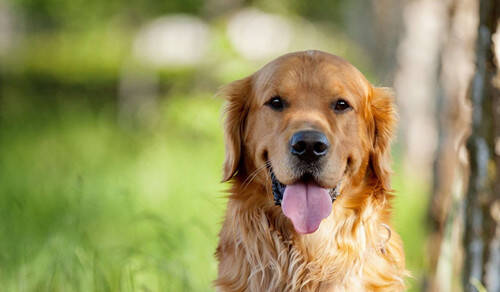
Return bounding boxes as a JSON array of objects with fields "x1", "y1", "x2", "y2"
[{"x1": 0, "y1": 0, "x2": 498, "y2": 291}]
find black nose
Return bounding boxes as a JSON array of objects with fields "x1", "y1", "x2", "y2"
[{"x1": 290, "y1": 130, "x2": 329, "y2": 163}]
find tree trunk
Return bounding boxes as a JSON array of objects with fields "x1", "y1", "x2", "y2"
[
  {"x1": 394, "y1": 0, "x2": 446, "y2": 178},
  {"x1": 427, "y1": 0, "x2": 476, "y2": 291},
  {"x1": 463, "y1": 0, "x2": 500, "y2": 291}
]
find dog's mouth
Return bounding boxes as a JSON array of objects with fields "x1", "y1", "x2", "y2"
[{"x1": 269, "y1": 167, "x2": 340, "y2": 234}]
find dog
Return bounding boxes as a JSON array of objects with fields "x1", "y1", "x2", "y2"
[{"x1": 215, "y1": 50, "x2": 407, "y2": 291}]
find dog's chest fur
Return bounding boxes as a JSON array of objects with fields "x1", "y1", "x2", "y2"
[{"x1": 215, "y1": 197, "x2": 406, "y2": 292}]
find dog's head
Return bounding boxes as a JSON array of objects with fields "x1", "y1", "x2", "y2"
[{"x1": 221, "y1": 50, "x2": 396, "y2": 234}]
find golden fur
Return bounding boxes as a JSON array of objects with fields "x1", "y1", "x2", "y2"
[{"x1": 215, "y1": 51, "x2": 407, "y2": 291}]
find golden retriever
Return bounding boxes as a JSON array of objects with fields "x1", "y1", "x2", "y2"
[{"x1": 215, "y1": 50, "x2": 407, "y2": 291}]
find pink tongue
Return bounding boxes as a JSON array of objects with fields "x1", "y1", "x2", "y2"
[{"x1": 282, "y1": 183, "x2": 332, "y2": 234}]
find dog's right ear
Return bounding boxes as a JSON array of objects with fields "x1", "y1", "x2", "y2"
[{"x1": 220, "y1": 76, "x2": 253, "y2": 182}]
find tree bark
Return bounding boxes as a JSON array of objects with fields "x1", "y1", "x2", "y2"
[
  {"x1": 463, "y1": 0, "x2": 500, "y2": 291},
  {"x1": 427, "y1": 0, "x2": 476, "y2": 291},
  {"x1": 394, "y1": 0, "x2": 446, "y2": 178}
]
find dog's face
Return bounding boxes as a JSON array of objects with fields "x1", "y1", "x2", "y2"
[{"x1": 222, "y1": 51, "x2": 395, "y2": 234}]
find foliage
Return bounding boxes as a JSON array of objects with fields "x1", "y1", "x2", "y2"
[
  {"x1": 0, "y1": 94, "x2": 225, "y2": 291},
  {"x1": 9, "y1": 0, "x2": 205, "y2": 31}
]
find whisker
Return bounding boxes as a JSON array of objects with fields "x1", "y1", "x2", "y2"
[
  {"x1": 241, "y1": 162, "x2": 268, "y2": 190},
  {"x1": 241, "y1": 160, "x2": 271, "y2": 191},
  {"x1": 241, "y1": 163, "x2": 267, "y2": 187}
]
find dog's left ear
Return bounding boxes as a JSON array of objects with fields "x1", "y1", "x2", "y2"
[
  {"x1": 369, "y1": 87, "x2": 397, "y2": 190},
  {"x1": 220, "y1": 76, "x2": 253, "y2": 182}
]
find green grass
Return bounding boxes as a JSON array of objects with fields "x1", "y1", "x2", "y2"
[
  {"x1": 392, "y1": 162, "x2": 428, "y2": 291},
  {"x1": 0, "y1": 94, "x2": 427, "y2": 291}
]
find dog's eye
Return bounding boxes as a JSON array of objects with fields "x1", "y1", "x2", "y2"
[
  {"x1": 265, "y1": 96, "x2": 286, "y2": 111},
  {"x1": 333, "y1": 99, "x2": 351, "y2": 112}
]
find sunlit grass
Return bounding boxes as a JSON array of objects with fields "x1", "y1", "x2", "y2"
[{"x1": 0, "y1": 95, "x2": 427, "y2": 291}]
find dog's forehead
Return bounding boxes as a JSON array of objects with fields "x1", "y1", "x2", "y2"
[{"x1": 253, "y1": 51, "x2": 370, "y2": 104}]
